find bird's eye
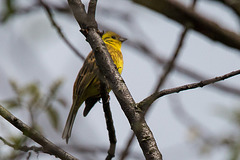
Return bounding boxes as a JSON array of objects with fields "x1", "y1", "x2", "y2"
[{"x1": 111, "y1": 36, "x2": 116, "y2": 39}]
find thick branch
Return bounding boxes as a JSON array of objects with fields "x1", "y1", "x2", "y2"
[
  {"x1": 139, "y1": 69, "x2": 240, "y2": 112},
  {"x1": 67, "y1": 0, "x2": 162, "y2": 159},
  {"x1": 133, "y1": 0, "x2": 240, "y2": 51},
  {"x1": 68, "y1": 0, "x2": 97, "y2": 29},
  {"x1": 0, "y1": 105, "x2": 78, "y2": 160},
  {"x1": 87, "y1": 29, "x2": 162, "y2": 160}
]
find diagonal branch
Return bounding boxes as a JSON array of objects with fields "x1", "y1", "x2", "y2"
[
  {"x1": 155, "y1": 0, "x2": 197, "y2": 92},
  {"x1": 127, "y1": 38, "x2": 240, "y2": 97},
  {"x1": 154, "y1": 26, "x2": 189, "y2": 92},
  {"x1": 0, "y1": 105, "x2": 78, "y2": 160},
  {"x1": 139, "y1": 69, "x2": 240, "y2": 112},
  {"x1": 67, "y1": 0, "x2": 162, "y2": 159},
  {"x1": 39, "y1": 0, "x2": 85, "y2": 61},
  {"x1": 133, "y1": 0, "x2": 240, "y2": 51}
]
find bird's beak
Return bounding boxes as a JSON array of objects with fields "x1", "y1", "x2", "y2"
[{"x1": 119, "y1": 37, "x2": 127, "y2": 42}]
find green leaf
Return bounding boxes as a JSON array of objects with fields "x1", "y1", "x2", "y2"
[
  {"x1": 1, "y1": 0, "x2": 16, "y2": 23},
  {"x1": 56, "y1": 97, "x2": 67, "y2": 108},
  {"x1": 25, "y1": 83, "x2": 41, "y2": 107},
  {"x1": 23, "y1": 83, "x2": 40, "y2": 95},
  {"x1": 9, "y1": 80, "x2": 20, "y2": 95},
  {"x1": 46, "y1": 106, "x2": 59, "y2": 130},
  {"x1": 8, "y1": 135, "x2": 27, "y2": 148},
  {"x1": 3, "y1": 99, "x2": 20, "y2": 109},
  {"x1": 6, "y1": 0, "x2": 15, "y2": 12},
  {"x1": 49, "y1": 79, "x2": 63, "y2": 98}
]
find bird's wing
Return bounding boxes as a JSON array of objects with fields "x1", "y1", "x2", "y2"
[{"x1": 72, "y1": 51, "x2": 99, "y2": 106}]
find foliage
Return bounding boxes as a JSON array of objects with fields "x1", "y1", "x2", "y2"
[{"x1": 0, "y1": 79, "x2": 66, "y2": 160}]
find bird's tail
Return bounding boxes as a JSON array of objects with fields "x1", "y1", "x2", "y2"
[{"x1": 62, "y1": 100, "x2": 83, "y2": 144}]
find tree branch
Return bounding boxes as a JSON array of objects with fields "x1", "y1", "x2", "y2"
[
  {"x1": 39, "y1": 0, "x2": 85, "y2": 61},
  {"x1": 0, "y1": 105, "x2": 78, "y2": 160},
  {"x1": 119, "y1": 133, "x2": 135, "y2": 160},
  {"x1": 0, "y1": 136, "x2": 43, "y2": 153},
  {"x1": 127, "y1": 39, "x2": 240, "y2": 97},
  {"x1": 98, "y1": 24, "x2": 240, "y2": 96},
  {"x1": 120, "y1": 2, "x2": 196, "y2": 158},
  {"x1": 100, "y1": 82, "x2": 116, "y2": 160},
  {"x1": 133, "y1": 0, "x2": 240, "y2": 51},
  {"x1": 139, "y1": 69, "x2": 240, "y2": 112},
  {"x1": 155, "y1": 0, "x2": 197, "y2": 91},
  {"x1": 154, "y1": 26, "x2": 189, "y2": 92},
  {"x1": 120, "y1": 17, "x2": 190, "y2": 160},
  {"x1": 67, "y1": 0, "x2": 162, "y2": 159}
]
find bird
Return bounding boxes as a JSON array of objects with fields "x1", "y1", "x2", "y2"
[{"x1": 62, "y1": 31, "x2": 127, "y2": 143}]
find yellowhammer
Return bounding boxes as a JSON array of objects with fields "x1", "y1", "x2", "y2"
[{"x1": 62, "y1": 31, "x2": 127, "y2": 143}]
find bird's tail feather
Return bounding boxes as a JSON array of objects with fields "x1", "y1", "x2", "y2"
[{"x1": 62, "y1": 100, "x2": 82, "y2": 144}]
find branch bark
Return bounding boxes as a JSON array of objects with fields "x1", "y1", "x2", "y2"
[
  {"x1": 139, "y1": 69, "x2": 240, "y2": 112},
  {"x1": 100, "y1": 82, "x2": 116, "y2": 160},
  {"x1": 67, "y1": 0, "x2": 162, "y2": 159},
  {"x1": 133, "y1": 0, "x2": 240, "y2": 51},
  {"x1": 0, "y1": 105, "x2": 78, "y2": 160}
]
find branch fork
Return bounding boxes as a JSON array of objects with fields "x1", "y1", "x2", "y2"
[{"x1": 67, "y1": 0, "x2": 163, "y2": 159}]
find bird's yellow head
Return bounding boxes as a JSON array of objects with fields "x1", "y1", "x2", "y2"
[{"x1": 102, "y1": 31, "x2": 127, "y2": 50}]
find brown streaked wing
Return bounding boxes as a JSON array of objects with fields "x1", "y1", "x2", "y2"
[{"x1": 73, "y1": 51, "x2": 98, "y2": 101}]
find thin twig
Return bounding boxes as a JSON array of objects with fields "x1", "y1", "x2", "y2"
[
  {"x1": 154, "y1": 27, "x2": 189, "y2": 92},
  {"x1": 39, "y1": 0, "x2": 85, "y2": 61},
  {"x1": 100, "y1": 82, "x2": 117, "y2": 160},
  {"x1": 0, "y1": 136, "x2": 43, "y2": 153},
  {"x1": 119, "y1": 133, "x2": 135, "y2": 160},
  {"x1": 127, "y1": 39, "x2": 240, "y2": 97},
  {"x1": 139, "y1": 69, "x2": 240, "y2": 112},
  {"x1": 154, "y1": 0, "x2": 197, "y2": 92}
]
